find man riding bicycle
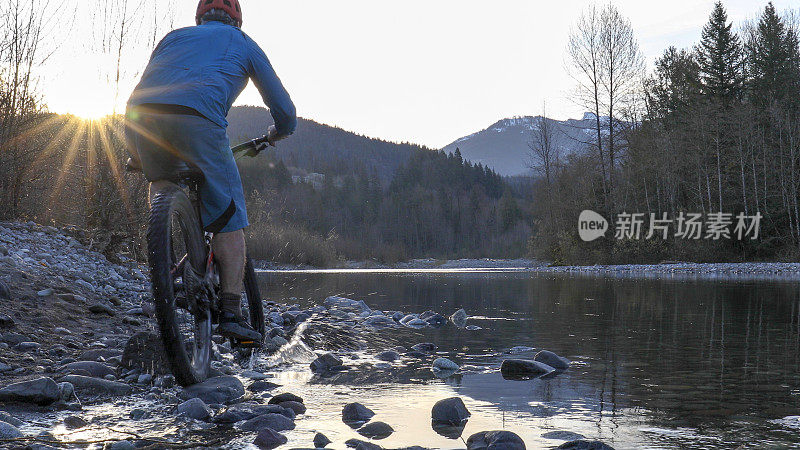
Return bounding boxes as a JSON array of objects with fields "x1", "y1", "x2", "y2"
[{"x1": 126, "y1": 0, "x2": 296, "y2": 343}]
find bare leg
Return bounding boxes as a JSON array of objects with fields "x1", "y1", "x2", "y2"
[{"x1": 212, "y1": 229, "x2": 246, "y2": 298}]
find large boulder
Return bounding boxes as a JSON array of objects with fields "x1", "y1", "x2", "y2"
[
  {"x1": 0, "y1": 377, "x2": 60, "y2": 405},
  {"x1": 500, "y1": 359, "x2": 554, "y2": 379},
  {"x1": 178, "y1": 376, "x2": 244, "y2": 405},
  {"x1": 432, "y1": 397, "x2": 471, "y2": 426},
  {"x1": 534, "y1": 350, "x2": 570, "y2": 371},
  {"x1": 60, "y1": 375, "x2": 131, "y2": 398},
  {"x1": 253, "y1": 427, "x2": 288, "y2": 449},
  {"x1": 121, "y1": 332, "x2": 170, "y2": 375},
  {"x1": 342, "y1": 402, "x2": 375, "y2": 428},
  {"x1": 467, "y1": 431, "x2": 526, "y2": 450},
  {"x1": 357, "y1": 421, "x2": 394, "y2": 440},
  {"x1": 238, "y1": 413, "x2": 296, "y2": 432},
  {"x1": 557, "y1": 441, "x2": 615, "y2": 450}
]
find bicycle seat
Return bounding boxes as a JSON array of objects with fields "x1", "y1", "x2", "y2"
[
  {"x1": 125, "y1": 158, "x2": 204, "y2": 187},
  {"x1": 166, "y1": 162, "x2": 205, "y2": 187}
]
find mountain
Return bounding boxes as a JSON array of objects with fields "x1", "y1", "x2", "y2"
[
  {"x1": 227, "y1": 106, "x2": 423, "y2": 181},
  {"x1": 441, "y1": 113, "x2": 603, "y2": 177}
]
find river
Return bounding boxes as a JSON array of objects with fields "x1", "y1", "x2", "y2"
[{"x1": 244, "y1": 269, "x2": 800, "y2": 449}]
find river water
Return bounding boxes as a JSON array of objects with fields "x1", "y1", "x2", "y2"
[{"x1": 248, "y1": 269, "x2": 800, "y2": 449}]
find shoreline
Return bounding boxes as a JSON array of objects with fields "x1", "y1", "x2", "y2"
[{"x1": 256, "y1": 259, "x2": 800, "y2": 281}]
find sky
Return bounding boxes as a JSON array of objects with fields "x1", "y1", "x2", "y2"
[{"x1": 41, "y1": 0, "x2": 800, "y2": 148}]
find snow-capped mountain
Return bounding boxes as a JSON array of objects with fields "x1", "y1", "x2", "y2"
[{"x1": 442, "y1": 113, "x2": 603, "y2": 177}]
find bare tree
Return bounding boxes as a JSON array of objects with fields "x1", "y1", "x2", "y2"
[
  {"x1": 568, "y1": 4, "x2": 608, "y2": 205},
  {"x1": 0, "y1": 0, "x2": 61, "y2": 218},
  {"x1": 600, "y1": 4, "x2": 645, "y2": 201},
  {"x1": 568, "y1": 3, "x2": 644, "y2": 212},
  {"x1": 528, "y1": 103, "x2": 559, "y2": 186}
]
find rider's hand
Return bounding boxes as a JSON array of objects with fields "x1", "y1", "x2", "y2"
[{"x1": 266, "y1": 126, "x2": 281, "y2": 147}]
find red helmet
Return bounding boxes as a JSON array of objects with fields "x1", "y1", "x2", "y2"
[{"x1": 196, "y1": 0, "x2": 243, "y2": 27}]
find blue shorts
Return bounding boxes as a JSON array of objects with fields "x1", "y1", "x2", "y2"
[{"x1": 125, "y1": 106, "x2": 249, "y2": 233}]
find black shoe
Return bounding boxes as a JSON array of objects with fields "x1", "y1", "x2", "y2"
[{"x1": 217, "y1": 312, "x2": 262, "y2": 343}]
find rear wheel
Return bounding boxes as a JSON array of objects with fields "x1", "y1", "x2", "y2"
[{"x1": 148, "y1": 186, "x2": 211, "y2": 386}]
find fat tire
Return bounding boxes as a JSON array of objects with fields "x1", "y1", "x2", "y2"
[{"x1": 148, "y1": 186, "x2": 210, "y2": 386}]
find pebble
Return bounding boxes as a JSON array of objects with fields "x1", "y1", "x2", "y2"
[{"x1": 37, "y1": 288, "x2": 54, "y2": 297}]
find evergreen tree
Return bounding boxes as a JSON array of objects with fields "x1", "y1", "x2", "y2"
[
  {"x1": 747, "y1": 2, "x2": 800, "y2": 107},
  {"x1": 698, "y1": 2, "x2": 744, "y2": 103}
]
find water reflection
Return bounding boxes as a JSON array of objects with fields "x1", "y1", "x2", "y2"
[{"x1": 258, "y1": 271, "x2": 800, "y2": 448}]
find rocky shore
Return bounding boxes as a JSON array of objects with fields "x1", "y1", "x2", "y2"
[{"x1": 0, "y1": 221, "x2": 610, "y2": 449}]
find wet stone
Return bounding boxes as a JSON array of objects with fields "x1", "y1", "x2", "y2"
[
  {"x1": 432, "y1": 397, "x2": 471, "y2": 426},
  {"x1": 238, "y1": 413, "x2": 296, "y2": 432},
  {"x1": 0, "y1": 377, "x2": 60, "y2": 405},
  {"x1": 248, "y1": 380, "x2": 280, "y2": 393},
  {"x1": 253, "y1": 427, "x2": 288, "y2": 449},
  {"x1": 0, "y1": 420, "x2": 23, "y2": 439},
  {"x1": 278, "y1": 400, "x2": 306, "y2": 415},
  {"x1": 177, "y1": 398, "x2": 212, "y2": 421},
  {"x1": 376, "y1": 351, "x2": 401, "y2": 362},
  {"x1": 342, "y1": 402, "x2": 375, "y2": 428},
  {"x1": 178, "y1": 376, "x2": 244, "y2": 405},
  {"x1": 63, "y1": 415, "x2": 88, "y2": 429},
  {"x1": 314, "y1": 432, "x2": 332, "y2": 448},
  {"x1": 269, "y1": 392, "x2": 303, "y2": 405},
  {"x1": 357, "y1": 421, "x2": 394, "y2": 439},
  {"x1": 534, "y1": 350, "x2": 570, "y2": 371},
  {"x1": 467, "y1": 431, "x2": 526, "y2": 450},
  {"x1": 557, "y1": 441, "x2": 615, "y2": 450}
]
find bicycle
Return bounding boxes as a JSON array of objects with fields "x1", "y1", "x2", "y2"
[{"x1": 128, "y1": 135, "x2": 271, "y2": 386}]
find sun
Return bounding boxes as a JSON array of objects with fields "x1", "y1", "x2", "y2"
[{"x1": 67, "y1": 102, "x2": 115, "y2": 121}]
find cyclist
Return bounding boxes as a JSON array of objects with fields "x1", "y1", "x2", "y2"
[{"x1": 125, "y1": 0, "x2": 296, "y2": 343}]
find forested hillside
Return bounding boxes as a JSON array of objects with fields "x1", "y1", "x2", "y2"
[
  {"x1": 228, "y1": 106, "x2": 420, "y2": 182},
  {"x1": 530, "y1": 2, "x2": 800, "y2": 264},
  {"x1": 230, "y1": 107, "x2": 528, "y2": 264}
]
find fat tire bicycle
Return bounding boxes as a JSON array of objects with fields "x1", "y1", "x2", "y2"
[{"x1": 129, "y1": 135, "x2": 270, "y2": 386}]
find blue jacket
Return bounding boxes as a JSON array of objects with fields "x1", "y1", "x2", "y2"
[{"x1": 128, "y1": 21, "x2": 296, "y2": 137}]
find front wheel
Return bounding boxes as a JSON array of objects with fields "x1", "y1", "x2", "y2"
[{"x1": 148, "y1": 186, "x2": 211, "y2": 387}]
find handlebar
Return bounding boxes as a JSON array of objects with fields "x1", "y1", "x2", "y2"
[{"x1": 231, "y1": 135, "x2": 270, "y2": 155}]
